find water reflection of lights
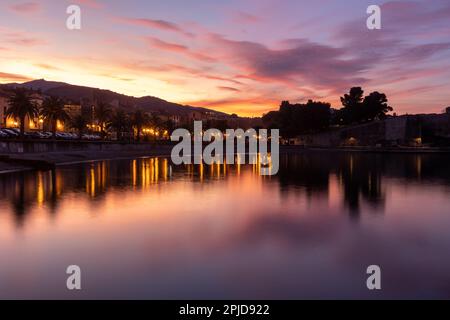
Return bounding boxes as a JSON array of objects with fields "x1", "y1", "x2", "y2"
[{"x1": 1, "y1": 153, "x2": 445, "y2": 233}]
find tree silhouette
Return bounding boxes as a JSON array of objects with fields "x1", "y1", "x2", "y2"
[
  {"x1": 6, "y1": 89, "x2": 39, "y2": 137},
  {"x1": 362, "y1": 91, "x2": 393, "y2": 121},
  {"x1": 341, "y1": 87, "x2": 364, "y2": 109},
  {"x1": 40, "y1": 96, "x2": 70, "y2": 138},
  {"x1": 339, "y1": 87, "x2": 364, "y2": 124},
  {"x1": 337, "y1": 87, "x2": 393, "y2": 124},
  {"x1": 95, "y1": 102, "x2": 111, "y2": 139},
  {"x1": 131, "y1": 109, "x2": 148, "y2": 142},
  {"x1": 107, "y1": 110, "x2": 129, "y2": 141},
  {"x1": 262, "y1": 100, "x2": 331, "y2": 138},
  {"x1": 149, "y1": 114, "x2": 164, "y2": 139},
  {"x1": 70, "y1": 114, "x2": 88, "y2": 139}
]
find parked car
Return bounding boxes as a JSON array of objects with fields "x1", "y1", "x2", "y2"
[
  {"x1": 1, "y1": 129, "x2": 19, "y2": 137},
  {"x1": 41, "y1": 132, "x2": 53, "y2": 139},
  {"x1": 0, "y1": 129, "x2": 101, "y2": 140},
  {"x1": 82, "y1": 134, "x2": 101, "y2": 140},
  {"x1": 35, "y1": 132, "x2": 48, "y2": 139},
  {"x1": 25, "y1": 131, "x2": 46, "y2": 139},
  {"x1": 54, "y1": 132, "x2": 78, "y2": 140}
]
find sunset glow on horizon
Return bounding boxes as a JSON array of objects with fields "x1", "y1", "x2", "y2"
[{"x1": 1, "y1": 0, "x2": 450, "y2": 116}]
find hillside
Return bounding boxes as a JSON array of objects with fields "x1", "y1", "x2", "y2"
[{"x1": 3, "y1": 79, "x2": 227, "y2": 117}]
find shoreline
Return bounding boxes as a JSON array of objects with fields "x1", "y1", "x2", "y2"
[
  {"x1": 1, "y1": 145, "x2": 450, "y2": 175},
  {"x1": 279, "y1": 145, "x2": 450, "y2": 154},
  {"x1": 0, "y1": 146, "x2": 174, "y2": 174}
]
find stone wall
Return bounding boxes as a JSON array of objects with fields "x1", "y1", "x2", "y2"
[
  {"x1": 419, "y1": 113, "x2": 450, "y2": 139},
  {"x1": 299, "y1": 114, "x2": 449, "y2": 147}
]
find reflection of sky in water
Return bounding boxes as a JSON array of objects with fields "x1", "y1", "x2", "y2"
[{"x1": 1, "y1": 153, "x2": 450, "y2": 299}]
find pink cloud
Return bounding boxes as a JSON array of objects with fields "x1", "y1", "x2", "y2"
[
  {"x1": 118, "y1": 17, "x2": 194, "y2": 37},
  {"x1": 0, "y1": 26, "x2": 47, "y2": 47},
  {"x1": 8, "y1": 35, "x2": 46, "y2": 46},
  {"x1": 34, "y1": 63, "x2": 61, "y2": 71},
  {"x1": 186, "y1": 52, "x2": 216, "y2": 63},
  {"x1": 231, "y1": 11, "x2": 263, "y2": 24},
  {"x1": 146, "y1": 37, "x2": 188, "y2": 53},
  {"x1": 144, "y1": 36, "x2": 216, "y2": 63},
  {"x1": 9, "y1": 2, "x2": 40, "y2": 14},
  {"x1": 0, "y1": 72, "x2": 33, "y2": 82},
  {"x1": 120, "y1": 60, "x2": 246, "y2": 92},
  {"x1": 217, "y1": 86, "x2": 241, "y2": 92},
  {"x1": 204, "y1": 75, "x2": 243, "y2": 86},
  {"x1": 1, "y1": 33, "x2": 46, "y2": 46},
  {"x1": 74, "y1": 0, "x2": 104, "y2": 9}
]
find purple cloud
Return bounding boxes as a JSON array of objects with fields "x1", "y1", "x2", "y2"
[{"x1": 207, "y1": 34, "x2": 370, "y2": 93}]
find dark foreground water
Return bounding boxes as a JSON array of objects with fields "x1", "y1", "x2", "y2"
[{"x1": 1, "y1": 152, "x2": 450, "y2": 299}]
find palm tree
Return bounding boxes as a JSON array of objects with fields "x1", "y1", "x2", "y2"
[
  {"x1": 40, "y1": 96, "x2": 70, "y2": 138},
  {"x1": 149, "y1": 114, "x2": 163, "y2": 139},
  {"x1": 95, "y1": 102, "x2": 111, "y2": 139},
  {"x1": 107, "y1": 110, "x2": 128, "y2": 141},
  {"x1": 6, "y1": 89, "x2": 39, "y2": 137},
  {"x1": 131, "y1": 109, "x2": 148, "y2": 142},
  {"x1": 70, "y1": 114, "x2": 88, "y2": 139}
]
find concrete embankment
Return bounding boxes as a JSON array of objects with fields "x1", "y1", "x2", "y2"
[{"x1": 0, "y1": 140, "x2": 175, "y2": 173}]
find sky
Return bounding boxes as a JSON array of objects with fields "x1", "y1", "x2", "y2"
[{"x1": 0, "y1": 0, "x2": 450, "y2": 116}]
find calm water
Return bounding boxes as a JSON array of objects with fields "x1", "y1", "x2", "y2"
[{"x1": 1, "y1": 153, "x2": 450, "y2": 299}]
